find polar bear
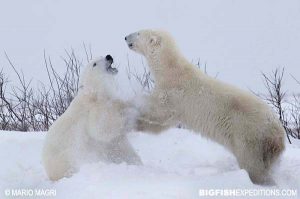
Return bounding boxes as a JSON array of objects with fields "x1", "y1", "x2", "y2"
[
  {"x1": 42, "y1": 55, "x2": 142, "y2": 181},
  {"x1": 125, "y1": 30, "x2": 285, "y2": 184}
]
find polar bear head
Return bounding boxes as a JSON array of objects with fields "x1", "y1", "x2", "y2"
[
  {"x1": 79, "y1": 55, "x2": 118, "y2": 96},
  {"x1": 125, "y1": 29, "x2": 177, "y2": 58}
]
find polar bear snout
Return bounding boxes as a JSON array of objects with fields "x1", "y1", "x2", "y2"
[
  {"x1": 105, "y1": 55, "x2": 113, "y2": 64},
  {"x1": 125, "y1": 32, "x2": 139, "y2": 49},
  {"x1": 125, "y1": 32, "x2": 139, "y2": 41},
  {"x1": 104, "y1": 55, "x2": 118, "y2": 75}
]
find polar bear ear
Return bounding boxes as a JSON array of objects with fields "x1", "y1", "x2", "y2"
[{"x1": 149, "y1": 35, "x2": 161, "y2": 46}]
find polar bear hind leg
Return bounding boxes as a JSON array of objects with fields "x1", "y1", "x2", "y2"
[
  {"x1": 234, "y1": 135, "x2": 284, "y2": 185},
  {"x1": 43, "y1": 150, "x2": 76, "y2": 181}
]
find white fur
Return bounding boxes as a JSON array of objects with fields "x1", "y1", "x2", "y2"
[
  {"x1": 42, "y1": 57, "x2": 141, "y2": 181},
  {"x1": 126, "y1": 30, "x2": 285, "y2": 184}
]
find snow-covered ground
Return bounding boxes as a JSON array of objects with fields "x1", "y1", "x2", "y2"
[{"x1": 0, "y1": 129, "x2": 299, "y2": 198}]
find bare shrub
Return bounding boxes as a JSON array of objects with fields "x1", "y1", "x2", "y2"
[
  {"x1": 0, "y1": 49, "x2": 154, "y2": 131},
  {"x1": 260, "y1": 68, "x2": 300, "y2": 143},
  {"x1": 0, "y1": 49, "x2": 86, "y2": 131},
  {"x1": 194, "y1": 58, "x2": 219, "y2": 78},
  {"x1": 1, "y1": 51, "x2": 299, "y2": 141},
  {"x1": 125, "y1": 55, "x2": 154, "y2": 94}
]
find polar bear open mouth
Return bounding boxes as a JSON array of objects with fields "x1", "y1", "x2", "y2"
[
  {"x1": 128, "y1": 43, "x2": 134, "y2": 48},
  {"x1": 106, "y1": 65, "x2": 118, "y2": 75},
  {"x1": 105, "y1": 55, "x2": 118, "y2": 75}
]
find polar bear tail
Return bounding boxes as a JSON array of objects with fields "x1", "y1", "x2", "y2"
[{"x1": 262, "y1": 134, "x2": 285, "y2": 169}]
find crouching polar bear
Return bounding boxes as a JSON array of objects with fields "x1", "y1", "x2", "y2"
[
  {"x1": 42, "y1": 55, "x2": 142, "y2": 181},
  {"x1": 125, "y1": 30, "x2": 285, "y2": 184}
]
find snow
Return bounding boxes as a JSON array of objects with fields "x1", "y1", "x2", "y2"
[
  {"x1": 0, "y1": 129, "x2": 299, "y2": 198},
  {"x1": 1, "y1": 1, "x2": 299, "y2": 198}
]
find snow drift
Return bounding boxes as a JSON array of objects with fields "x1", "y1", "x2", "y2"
[{"x1": 0, "y1": 129, "x2": 299, "y2": 198}]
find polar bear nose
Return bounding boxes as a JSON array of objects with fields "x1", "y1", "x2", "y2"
[
  {"x1": 125, "y1": 36, "x2": 128, "y2": 41},
  {"x1": 105, "y1": 55, "x2": 113, "y2": 64}
]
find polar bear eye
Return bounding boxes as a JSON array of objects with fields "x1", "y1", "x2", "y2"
[{"x1": 93, "y1": 63, "x2": 97, "y2": 67}]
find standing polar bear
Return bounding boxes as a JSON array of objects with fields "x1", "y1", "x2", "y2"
[
  {"x1": 125, "y1": 30, "x2": 285, "y2": 184},
  {"x1": 42, "y1": 55, "x2": 141, "y2": 181}
]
